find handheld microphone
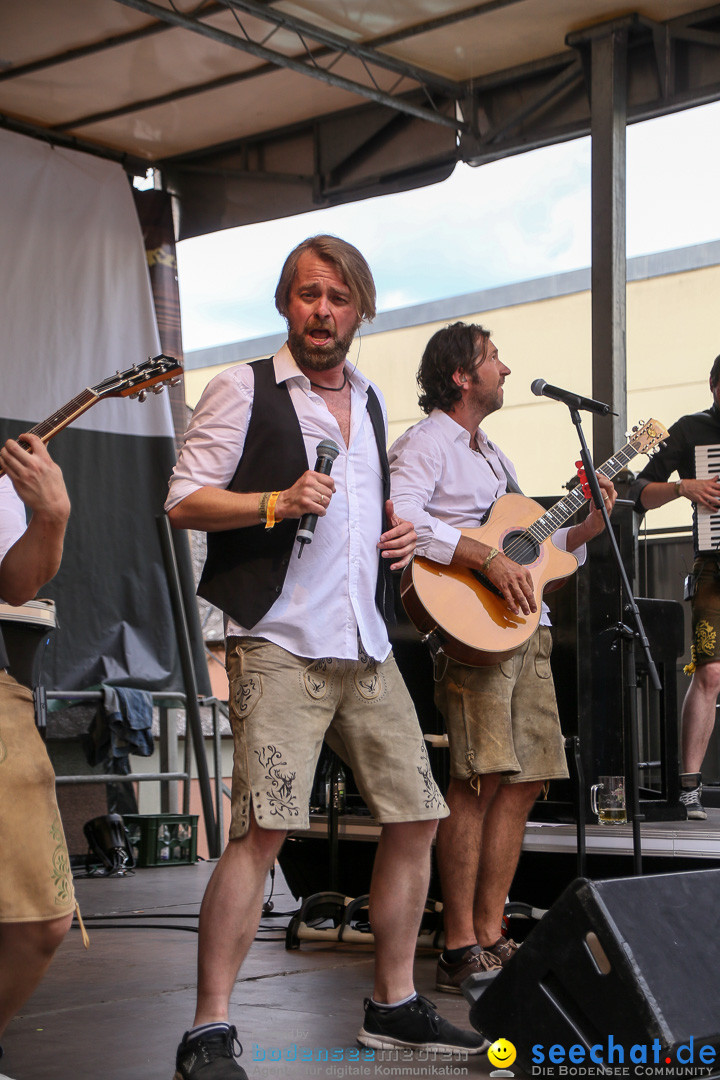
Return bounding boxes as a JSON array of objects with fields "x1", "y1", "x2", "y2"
[
  {"x1": 531, "y1": 379, "x2": 612, "y2": 416},
  {"x1": 297, "y1": 438, "x2": 341, "y2": 557}
]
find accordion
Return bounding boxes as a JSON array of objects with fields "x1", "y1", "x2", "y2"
[{"x1": 694, "y1": 444, "x2": 720, "y2": 554}]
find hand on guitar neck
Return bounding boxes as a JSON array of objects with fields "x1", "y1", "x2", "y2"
[
  {"x1": 0, "y1": 433, "x2": 71, "y2": 606},
  {"x1": 0, "y1": 433, "x2": 70, "y2": 524},
  {"x1": 565, "y1": 471, "x2": 618, "y2": 547}
]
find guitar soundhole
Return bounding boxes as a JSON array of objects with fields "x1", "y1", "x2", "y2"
[{"x1": 502, "y1": 530, "x2": 540, "y2": 566}]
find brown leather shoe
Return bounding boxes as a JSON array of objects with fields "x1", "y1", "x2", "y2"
[
  {"x1": 436, "y1": 945, "x2": 502, "y2": 994},
  {"x1": 486, "y1": 936, "x2": 520, "y2": 965}
]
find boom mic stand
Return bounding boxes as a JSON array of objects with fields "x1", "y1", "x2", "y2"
[{"x1": 568, "y1": 405, "x2": 661, "y2": 876}]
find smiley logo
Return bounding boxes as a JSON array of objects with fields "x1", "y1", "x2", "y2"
[{"x1": 488, "y1": 1038, "x2": 517, "y2": 1069}]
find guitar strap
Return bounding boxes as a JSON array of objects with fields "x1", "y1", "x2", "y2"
[
  {"x1": 476, "y1": 441, "x2": 523, "y2": 502},
  {"x1": 498, "y1": 459, "x2": 523, "y2": 495}
]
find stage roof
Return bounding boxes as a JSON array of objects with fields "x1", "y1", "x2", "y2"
[{"x1": 2, "y1": 1, "x2": 719, "y2": 239}]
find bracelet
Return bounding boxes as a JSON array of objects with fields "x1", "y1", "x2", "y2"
[
  {"x1": 482, "y1": 547, "x2": 499, "y2": 573},
  {"x1": 674, "y1": 480, "x2": 682, "y2": 499},
  {"x1": 265, "y1": 491, "x2": 282, "y2": 529},
  {"x1": 258, "y1": 491, "x2": 271, "y2": 523}
]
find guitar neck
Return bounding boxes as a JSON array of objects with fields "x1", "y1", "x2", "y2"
[
  {"x1": 1, "y1": 355, "x2": 181, "y2": 477},
  {"x1": 25, "y1": 389, "x2": 100, "y2": 445},
  {"x1": 529, "y1": 442, "x2": 637, "y2": 543}
]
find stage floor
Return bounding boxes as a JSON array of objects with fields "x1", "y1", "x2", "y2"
[
  {"x1": 7, "y1": 813, "x2": 720, "y2": 1080},
  {"x1": 3, "y1": 861, "x2": 499, "y2": 1080}
]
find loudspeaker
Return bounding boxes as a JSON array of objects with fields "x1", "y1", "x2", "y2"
[{"x1": 470, "y1": 870, "x2": 720, "y2": 1074}]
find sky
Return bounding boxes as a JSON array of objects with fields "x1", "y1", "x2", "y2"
[{"x1": 175, "y1": 100, "x2": 720, "y2": 353}]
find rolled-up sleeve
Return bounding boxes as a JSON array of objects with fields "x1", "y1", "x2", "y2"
[
  {"x1": 389, "y1": 429, "x2": 461, "y2": 565},
  {"x1": 553, "y1": 526, "x2": 586, "y2": 567},
  {"x1": 165, "y1": 367, "x2": 254, "y2": 512},
  {"x1": 0, "y1": 477, "x2": 27, "y2": 564}
]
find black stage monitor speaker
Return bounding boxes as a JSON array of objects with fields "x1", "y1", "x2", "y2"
[{"x1": 470, "y1": 870, "x2": 720, "y2": 1076}]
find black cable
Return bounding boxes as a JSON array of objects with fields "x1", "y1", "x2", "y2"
[
  {"x1": 261, "y1": 864, "x2": 276, "y2": 914},
  {"x1": 75, "y1": 923, "x2": 199, "y2": 934},
  {"x1": 81, "y1": 912, "x2": 199, "y2": 921}
]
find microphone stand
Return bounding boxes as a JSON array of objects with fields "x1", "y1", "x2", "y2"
[{"x1": 568, "y1": 406, "x2": 661, "y2": 876}]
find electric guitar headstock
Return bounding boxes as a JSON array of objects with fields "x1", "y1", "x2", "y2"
[
  {"x1": 0, "y1": 355, "x2": 184, "y2": 476},
  {"x1": 91, "y1": 354, "x2": 183, "y2": 402}
]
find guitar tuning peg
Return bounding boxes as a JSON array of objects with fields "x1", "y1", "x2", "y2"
[
  {"x1": 138, "y1": 390, "x2": 147, "y2": 403},
  {"x1": 151, "y1": 385, "x2": 165, "y2": 394},
  {"x1": 169, "y1": 377, "x2": 181, "y2": 387}
]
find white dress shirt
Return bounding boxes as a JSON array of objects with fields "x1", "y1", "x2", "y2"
[
  {"x1": 166, "y1": 345, "x2": 391, "y2": 661},
  {"x1": 388, "y1": 409, "x2": 586, "y2": 627},
  {"x1": 0, "y1": 476, "x2": 27, "y2": 571}
]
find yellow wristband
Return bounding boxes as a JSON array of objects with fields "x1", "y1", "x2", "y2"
[
  {"x1": 482, "y1": 546, "x2": 499, "y2": 572},
  {"x1": 265, "y1": 491, "x2": 281, "y2": 529}
]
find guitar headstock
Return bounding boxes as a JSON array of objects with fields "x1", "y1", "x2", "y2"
[
  {"x1": 626, "y1": 418, "x2": 669, "y2": 457},
  {"x1": 92, "y1": 354, "x2": 183, "y2": 401}
]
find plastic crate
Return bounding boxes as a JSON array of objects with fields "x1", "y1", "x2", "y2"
[{"x1": 123, "y1": 813, "x2": 198, "y2": 868}]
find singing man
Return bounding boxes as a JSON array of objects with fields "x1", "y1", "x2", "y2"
[{"x1": 165, "y1": 239, "x2": 486, "y2": 1080}]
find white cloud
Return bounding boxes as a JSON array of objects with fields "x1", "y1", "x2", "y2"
[{"x1": 177, "y1": 101, "x2": 720, "y2": 352}]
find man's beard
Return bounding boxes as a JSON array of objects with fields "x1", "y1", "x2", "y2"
[
  {"x1": 288, "y1": 320, "x2": 359, "y2": 371},
  {"x1": 468, "y1": 374, "x2": 503, "y2": 416}
]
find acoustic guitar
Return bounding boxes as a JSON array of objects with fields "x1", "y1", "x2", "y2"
[
  {"x1": 400, "y1": 418, "x2": 668, "y2": 667},
  {"x1": 0, "y1": 354, "x2": 182, "y2": 475}
]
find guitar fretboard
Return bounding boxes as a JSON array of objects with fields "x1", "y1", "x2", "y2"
[
  {"x1": 27, "y1": 389, "x2": 99, "y2": 443},
  {"x1": 525, "y1": 441, "x2": 640, "y2": 545}
]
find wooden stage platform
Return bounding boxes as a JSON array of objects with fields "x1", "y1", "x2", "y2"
[{"x1": 6, "y1": 812, "x2": 720, "y2": 1080}]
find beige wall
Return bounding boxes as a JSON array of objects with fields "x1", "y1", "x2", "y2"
[{"x1": 183, "y1": 261, "x2": 720, "y2": 533}]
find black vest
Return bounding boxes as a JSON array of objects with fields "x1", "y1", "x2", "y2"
[
  {"x1": 0, "y1": 627, "x2": 7, "y2": 671},
  {"x1": 197, "y1": 356, "x2": 395, "y2": 629}
]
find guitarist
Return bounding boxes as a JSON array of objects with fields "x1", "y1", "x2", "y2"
[
  {"x1": 0, "y1": 434, "x2": 75, "y2": 1076},
  {"x1": 389, "y1": 321, "x2": 617, "y2": 994}
]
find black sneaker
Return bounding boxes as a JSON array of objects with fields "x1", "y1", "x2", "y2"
[
  {"x1": 680, "y1": 773, "x2": 707, "y2": 821},
  {"x1": 0, "y1": 1044, "x2": 16, "y2": 1080},
  {"x1": 680, "y1": 785, "x2": 707, "y2": 820},
  {"x1": 174, "y1": 1025, "x2": 248, "y2": 1079},
  {"x1": 357, "y1": 994, "x2": 488, "y2": 1054}
]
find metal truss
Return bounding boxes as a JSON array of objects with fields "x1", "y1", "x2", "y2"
[{"x1": 2, "y1": 1, "x2": 719, "y2": 211}]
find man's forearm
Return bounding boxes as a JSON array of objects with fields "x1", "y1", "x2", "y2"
[
  {"x1": 565, "y1": 516, "x2": 602, "y2": 552},
  {"x1": 168, "y1": 487, "x2": 270, "y2": 532},
  {"x1": 0, "y1": 512, "x2": 67, "y2": 605},
  {"x1": 168, "y1": 470, "x2": 336, "y2": 533},
  {"x1": 639, "y1": 480, "x2": 680, "y2": 511}
]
